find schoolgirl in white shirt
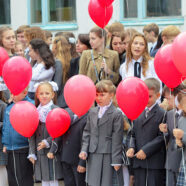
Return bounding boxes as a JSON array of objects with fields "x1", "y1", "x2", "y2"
[
  {"x1": 28, "y1": 39, "x2": 55, "y2": 99},
  {"x1": 119, "y1": 33, "x2": 159, "y2": 81}
]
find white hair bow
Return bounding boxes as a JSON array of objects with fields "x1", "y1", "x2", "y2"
[{"x1": 34, "y1": 81, "x2": 58, "y2": 92}]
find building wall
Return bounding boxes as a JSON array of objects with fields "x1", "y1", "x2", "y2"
[{"x1": 6, "y1": 0, "x2": 186, "y2": 34}]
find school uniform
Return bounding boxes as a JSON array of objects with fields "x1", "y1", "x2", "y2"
[
  {"x1": 52, "y1": 59, "x2": 64, "y2": 107},
  {"x1": 28, "y1": 62, "x2": 55, "y2": 99},
  {"x1": 61, "y1": 108, "x2": 87, "y2": 186},
  {"x1": 165, "y1": 109, "x2": 182, "y2": 186},
  {"x1": 79, "y1": 48, "x2": 120, "y2": 84},
  {"x1": 69, "y1": 57, "x2": 80, "y2": 78},
  {"x1": 150, "y1": 42, "x2": 158, "y2": 57},
  {"x1": 175, "y1": 116, "x2": 186, "y2": 186},
  {"x1": 119, "y1": 56, "x2": 159, "y2": 81},
  {"x1": 29, "y1": 101, "x2": 63, "y2": 182},
  {"x1": 129, "y1": 103, "x2": 166, "y2": 186},
  {"x1": 2, "y1": 96, "x2": 34, "y2": 186},
  {"x1": 81, "y1": 103, "x2": 124, "y2": 186}
]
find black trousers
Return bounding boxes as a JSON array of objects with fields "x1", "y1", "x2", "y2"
[
  {"x1": 62, "y1": 162, "x2": 86, "y2": 186},
  {"x1": 134, "y1": 168, "x2": 165, "y2": 186},
  {"x1": 6, "y1": 148, "x2": 33, "y2": 186}
]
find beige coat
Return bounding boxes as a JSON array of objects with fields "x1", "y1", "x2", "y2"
[{"x1": 79, "y1": 48, "x2": 120, "y2": 84}]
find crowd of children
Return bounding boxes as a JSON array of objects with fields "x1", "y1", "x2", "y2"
[{"x1": 0, "y1": 22, "x2": 186, "y2": 186}]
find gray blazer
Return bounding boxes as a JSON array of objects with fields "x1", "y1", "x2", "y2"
[
  {"x1": 165, "y1": 109, "x2": 182, "y2": 172},
  {"x1": 81, "y1": 104, "x2": 124, "y2": 164},
  {"x1": 29, "y1": 104, "x2": 63, "y2": 181}
]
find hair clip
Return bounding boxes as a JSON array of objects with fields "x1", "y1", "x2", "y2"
[{"x1": 68, "y1": 37, "x2": 76, "y2": 44}]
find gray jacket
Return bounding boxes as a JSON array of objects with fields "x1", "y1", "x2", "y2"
[{"x1": 81, "y1": 104, "x2": 124, "y2": 164}]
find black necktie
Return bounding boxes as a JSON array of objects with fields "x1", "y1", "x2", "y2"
[
  {"x1": 175, "y1": 112, "x2": 180, "y2": 128},
  {"x1": 134, "y1": 62, "x2": 141, "y2": 78}
]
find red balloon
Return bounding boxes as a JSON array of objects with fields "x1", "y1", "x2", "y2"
[
  {"x1": 2, "y1": 56, "x2": 32, "y2": 95},
  {"x1": 98, "y1": 0, "x2": 114, "y2": 7},
  {"x1": 46, "y1": 108, "x2": 71, "y2": 139},
  {"x1": 0, "y1": 47, "x2": 9, "y2": 76},
  {"x1": 116, "y1": 77, "x2": 149, "y2": 121},
  {"x1": 10, "y1": 101, "x2": 39, "y2": 138},
  {"x1": 172, "y1": 32, "x2": 186, "y2": 76},
  {"x1": 154, "y1": 44, "x2": 182, "y2": 88},
  {"x1": 88, "y1": 0, "x2": 113, "y2": 28},
  {"x1": 64, "y1": 75, "x2": 96, "y2": 117}
]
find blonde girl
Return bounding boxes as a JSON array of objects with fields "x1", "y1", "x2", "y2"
[
  {"x1": 0, "y1": 26, "x2": 16, "y2": 57},
  {"x1": 28, "y1": 82, "x2": 62, "y2": 186}
]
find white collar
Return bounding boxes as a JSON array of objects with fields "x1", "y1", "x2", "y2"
[
  {"x1": 37, "y1": 100, "x2": 53, "y2": 110},
  {"x1": 152, "y1": 41, "x2": 157, "y2": 48},
  {"x1": 98, "y1": 100, "x2": 112, "y2": 110},
  {"x1": 98, "y1": 101, "x2": 112, "y2": 119},
  {"x1": 132, "y1": 56, "x2": 143, "y2": 64},
  {"x1": 146, "y1": 102, "x2": 157, "y2": 111},
  {"x1": 37, "y1": 100, "x2": 54, "y2": 122}
]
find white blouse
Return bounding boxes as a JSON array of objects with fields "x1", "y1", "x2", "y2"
[
  {"x1": 28, "y1": 62, "x2": 55, "y2": 92},
  {"x1": 119, "y1": 56, "x2": 158, "y2": 81}
]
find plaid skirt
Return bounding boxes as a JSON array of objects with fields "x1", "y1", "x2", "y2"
[
  {"x1": 177, "y1": 164, "x2": 186, "y2": 186},
  {"x1": 0, "y1": 149, "x2": 8, "y2": 166}
]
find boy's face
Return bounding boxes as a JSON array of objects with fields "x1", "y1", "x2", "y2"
[
  {"x1": 180, "y1": 97, "x2": 186, "y2": 113},
  {"x1": 95, "y1": 92, "x2": 114, "y2": 107},
  {"x1": 162, "y1": 36, "x2": 176, "y2": 45},
  {"x1": 147, "y1": 89, "x2": 160, "y2": 108},
  {"x1": 12, "y1": 90, "x2": 27, "y2": 103}
]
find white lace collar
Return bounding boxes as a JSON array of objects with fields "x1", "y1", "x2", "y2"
[{"x1": 37, "y1": 100, "x2": 53, "y2": 122}]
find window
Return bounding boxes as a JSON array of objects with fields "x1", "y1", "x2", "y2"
[
  {"x1": 124, "y1": 0, "x2": 137, "y2": 18},
  {"x1": 29, "y1": 0, "x2": 76, "y2": 24},
  {"x1": 30, "y1": 0, "x2": 42, "y2": 24},
  {"x1": 49, "y1": 0, "x2": 76, "y2": 22},
  {"x1": 122, "y1": 0, "x2": 183, "y2": 26},
  {"x1": 0, "y1": 0, "x2": 11, "y2": 24},
  {"x1": 146, "y1": 0, "x2": 181, "y2": 17}
]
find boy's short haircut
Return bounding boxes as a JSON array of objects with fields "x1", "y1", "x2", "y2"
[
  {"x1": 45, "y1": 30, "x2": 52, "y2": 39},
  {"x1": 107, "y1": 22, "x2": 124, "y2": 34},
  {"x1": 144, "y1": 78, "x2": 160, "y2": 93},
  {"x1": 161, "y1": 25, "x2": 180, "y2": 38},
  {"x1": 177, "y1": 89, "x2": 186, "y2": 103},
  {"x1": 96, "y1": 80, "x2": 116, "y2": 94},
  {"x1": 143, "y1": 23, "x2": 159, "y2": 37},
  {"x1": 16, "y1": 25, "x2": 30, "y2": 36}
]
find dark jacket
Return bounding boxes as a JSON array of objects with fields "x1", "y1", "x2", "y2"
[
  {"x1": 129, "y1": 104, "x2": 166, "y2": 169},
  {"x1": 69, "y1": 57, "x2": 80, "y2": 78},
  {"x1": 61, "y1": 108, "x2": 87, "y2": 167}
]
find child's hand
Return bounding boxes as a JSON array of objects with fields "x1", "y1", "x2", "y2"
[
  {"x1": 79, "y1": 152, "x2": 87, "y2": 160},
  {"x1": 3, "y1": 147, "x2": 6, "y2": 153},
  {"x1": 114, "y1": 165, "x2": 121, "y2": 171},
  {"x1": 176, "y1": 139, "x2": 183, "y2": 147},
  {"x1": 136, "y1": 150, "x2": 146, "y2": 160},
  {"x1": 37, "y1": 141, "x2": 47, "y2": 151},
  {"x1": 159, "y1": 123, "x2": 168, "y2": 133},
  {"x1": 47, "y1": 152, "x2": 54, "y2": 159},
  {"x1": 29, "y1": 157, "x2": 35, "y2": 164},
  {"x1": 126, "y1": 148, "x2": 135, "y2": 158},
  {"x1": 173, "y1": 129, "x2": 184, "y2": 139},
  {"x1": 77, "y1": 165, "x2": 86, "y2": 173}
]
